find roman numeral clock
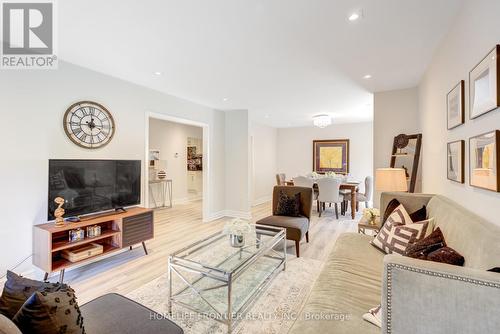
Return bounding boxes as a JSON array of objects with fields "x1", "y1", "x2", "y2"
[{"x1": 63, "y1": 101, "x2": 115, "y2": 149}]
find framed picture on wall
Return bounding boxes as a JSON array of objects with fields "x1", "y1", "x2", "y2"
[
  {"x1": 469, "y1": 130, "x2": 500, "y2": 192},
  {"x1": 313, "y1": 139, "x2": 349, "y2": 174},
  {"x1": 469, "y1": 45, "x2": 500, "y2": 119},
  {"x1": 447, "y1": 140, "x2": 464, "y2": 183},
  {"x1": 447, "y1": 80, "x2": 465, "y2": 129}
]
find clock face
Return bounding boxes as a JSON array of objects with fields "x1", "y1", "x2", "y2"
[{"x1": 63, "y1": 101, "x2": 115, "y2": 149}]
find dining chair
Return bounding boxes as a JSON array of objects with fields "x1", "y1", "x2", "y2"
[
  {"x1": 316, "y1": 178, "x2": 344, "y2": 219},
  {"x1": 293, "y1": 176, "x2": 319, "y2": 211},
  {"x1": 276, "y1": 173, "x2": 287, "y2": 186},
  {"x1": 344, "y1": 176, "x2": 372, "y2": 211}
]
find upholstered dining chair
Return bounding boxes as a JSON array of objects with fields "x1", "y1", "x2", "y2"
[
  {"x1": 316, "y1": 178, "x2": 344, "y2": 219},
  {"x1": 256, "y1": 186, "x2": 313, "y2": 257},
  {"x1": 344, "y1": 176, "x2": 373, "y2": 211},
  {"x1": 276, "y1": 173, "x2": 286, "y2": 185},
  {"x1": 293, "y1": 176, "x2": 319, "y2": 211}
]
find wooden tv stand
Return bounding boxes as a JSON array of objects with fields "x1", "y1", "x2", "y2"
[{"x1": 33, "y1": 207, "x2": 154, "y2": 283}]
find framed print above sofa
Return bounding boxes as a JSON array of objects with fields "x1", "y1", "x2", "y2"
[
  {"x1": 313, "y1": 139, "x2": 349, "y2": 174},
  {"x1": 447, "y1": 80, "x2": 465, "y2": 129},
  {"x1": 469, "y1": 45, "x2": 500, "y2": 119},
  {"x1": 469, "y1": 130, "x2": 500, "y2": 192},
  {"x1": 447, "y1": 140, "x2": 464, "y2": 183}
]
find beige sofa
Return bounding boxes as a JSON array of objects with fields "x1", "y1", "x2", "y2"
[{"x1": 289, "y1": 192, "x2": 500, "y2": 334}]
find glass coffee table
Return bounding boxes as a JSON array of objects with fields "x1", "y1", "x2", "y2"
[{"x1": 168, "y1": 225, "x2": 286, "y2": 333}]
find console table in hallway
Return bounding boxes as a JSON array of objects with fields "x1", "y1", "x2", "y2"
[{"x1": 149, "y1": 179, "x2": 173, "y2": 209}]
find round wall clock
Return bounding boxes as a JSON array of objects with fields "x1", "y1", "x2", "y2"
[{"x1": 63, "y1": 101, "x2": 115, "y2": 149}]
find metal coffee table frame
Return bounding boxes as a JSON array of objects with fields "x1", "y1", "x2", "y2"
[{"x1": 168, "y1": 225, "x2": 286, "y2": 333}]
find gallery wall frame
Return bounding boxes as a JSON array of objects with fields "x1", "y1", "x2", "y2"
[
  {"x1": 312, "y1": 139, "x2": 350, "y2": 174},
  {"x1": 447, "y1": 140, "x2": 465, "y2": 184},
  {"x1": 447, "y1": 80, "x2": 465, "y2": 129},
  {"x1": 469, "y1": 130, "x2": 500, "y2": 192}
]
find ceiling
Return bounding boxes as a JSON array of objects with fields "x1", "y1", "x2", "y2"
[{"x1": 58, "y1": 0, "x2": 463, "y2": 127}]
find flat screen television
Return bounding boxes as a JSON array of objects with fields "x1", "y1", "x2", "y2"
[{"x1": 48, "y1": 160, "x2": 141, "y2": 220}]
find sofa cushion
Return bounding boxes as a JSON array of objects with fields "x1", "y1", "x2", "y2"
[
  {"x1": 0, "y1": 314, "x2": 21, "y2": 334},
  {"x1": 81, "y1": 293, "x2": 183, "y2": 334},
  {"x1": 0, "y1": 271, "x2": 70, "y2": 319},
  {"x1": 289, "y1": 233, "x2": 383, "y2": 334},
  {"x1": 12, "y1": 289, "x2": 84, "y2": 334},
  {"x1": 256, "y1": 215, "x2": 309, "y2": 241}
]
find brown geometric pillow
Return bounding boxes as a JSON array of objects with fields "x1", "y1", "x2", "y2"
[
  {"x1": 382, "y1": 199, "x2": 427, "y2": 228},
  {"x1": 12, "y1": 288, "x2": 84, "y2": 334},
  {"x1": 427, "y1": 247, "x2": 464, "y2": 266},
  {"x1": 0, "y1": 271, "x2": 70, "y2": 319},
  {"x1": 405, "y1": 227, "x2": 447, "y2": 259},
  {"x1": 372, "y1": 205, "x2": 430, "y2": 255},
  {"x1": 275, "y1": 190, "x2": 301, "y2": 217}
]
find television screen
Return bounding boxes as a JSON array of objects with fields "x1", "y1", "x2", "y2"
[{"x1": 48, "y1": 160, "x2": 141, "y2": 220}]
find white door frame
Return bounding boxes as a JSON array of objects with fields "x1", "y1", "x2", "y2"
[{"x1": 144, "y1": 111, "x2": 210, "y2": 221}]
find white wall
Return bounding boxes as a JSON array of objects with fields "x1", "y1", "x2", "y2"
[
  {"x1": 250, "y1": 122, "x2": 278, "y2": 206},
  {"x1": 418, "y1": 0, "x2": 500, "y2": 224},
  {"x1": 148, "y1": 119, "x2": 203, "y2": 205},
  {"x1": 224, "y1": 111, "x2": 251, "y2": 218},
  {"x1": 0, "y1": 61, "x2": 239, "y2": 274},
  {"x1": 373, "y1": 88, "x2": 421, "y2": 207},
  {"x1": 277, "y1": 122, "x2": 374, "y2": 197}
]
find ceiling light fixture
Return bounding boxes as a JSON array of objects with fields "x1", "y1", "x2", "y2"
[
  {"x1": 154, "y1": 71, "x2": 162, "y2": 76},
  {"x1": 264, "y1": 114, "x2": 269, "y2": 119},
  {"x1": 222, "y1": 98, "x2": 228, "y2": 102},
  {"x1": 313, "y1": 114, "x2": 332, "y2": 128},
  {"x1": 363, "y1": 74, "x2": 372, "y2": 79},
  {"x1": 348, "y1": 12, "x2": 360, "y2": 21}
]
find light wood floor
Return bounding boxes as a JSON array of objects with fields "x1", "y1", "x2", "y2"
[{"x1": 48, "y1": 201, "x2": 359, "y2": 304}]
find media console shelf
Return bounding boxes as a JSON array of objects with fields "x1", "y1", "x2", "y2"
[{"x1": 33, "y1": 207, "x2": 154, "y2": 283}]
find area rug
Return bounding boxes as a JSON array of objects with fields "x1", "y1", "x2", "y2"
[{"x1": 127, "y1": 256, "x2": 323, "y2": 334}]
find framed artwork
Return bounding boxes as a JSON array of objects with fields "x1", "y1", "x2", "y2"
[
  {"x1": 313, "y1": 139, "x2": 349, "y2": 174},
  {"x1": 149, "y1": 149, "x2": 160, "y2": 168},
  {"x1": 469, "y1": 130, "x2": 500, "y2": 192},
  {"x1": 469, "y1": 45, "x2": 500, "y2": 119},
  {"x1": 447, "y1": 80, "x2": 465, "y2": 129},
  {"x1": 447, "y1": 140, "x2": 464, "y2": 183}
]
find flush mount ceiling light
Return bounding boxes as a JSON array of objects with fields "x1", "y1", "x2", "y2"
[
  {"x1": 222, "y1": 97, "x2": 228, "y2": 102},
  {"x1": 154, "y1": 71, "x2": 162, "y2": 76},
  {"x1": 313, "y1": 114, "x2": 332, "y2": 128},
  {"x1": 363, "y1": 74, "x2": 372, "y2": 79},
  {"x1": 348, "y1": 10, "x2": 363, "y2": 21}
]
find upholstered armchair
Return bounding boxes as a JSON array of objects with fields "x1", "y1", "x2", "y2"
[{"x1": 256, "y1": 186, "x2": 313, "y2": 257}]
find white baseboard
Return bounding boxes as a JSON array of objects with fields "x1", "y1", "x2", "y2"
[
  {"x1": 204, "y1": 210, "x2": 252, "y2": 222},
  {"x1": 252, "y1": 195, "x2": 272, "y2": 207}
]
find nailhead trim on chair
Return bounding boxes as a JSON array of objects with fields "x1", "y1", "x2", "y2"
[{"x1": 385, "y1": 263, "x2": 500, "y2": 333}]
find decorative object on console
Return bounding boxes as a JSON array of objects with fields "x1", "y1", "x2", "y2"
[
  {"x1": 223, "y1": 218, "x2": 252, "y2": 248},
  {"x1": 312, "y1": 139, "x2": 349, "y2": 174},
  {"x1": 390, "y1": 133, "x2": 422, "y2": 192},
  {"x1": 53, "y1": 197, "x2": 65, "y2": 227},
  {"x1": 62, "y1": 243, "x2": 104, "y2": 263},
  {"x1": 447, "y1": 140, "x2": 465, "y2": 183},
  {"x1": 469, "y1": 130, "x2": 500, "y2": 192},
  {"x1": 63, "y1": 101, "x2": 115, "y2": 149},
  {"x1": 447, "y1": 80, "x2": 465, "y2": 129},
  {"x1": 469, "y1": 45, "x2": 499, "y2": 119},
  {"x1": 157, "y1": 170, "x2": 167, "y2": 180},
  {"x1": 68, "y1": 228, "x2": 85, "y2": 242}
]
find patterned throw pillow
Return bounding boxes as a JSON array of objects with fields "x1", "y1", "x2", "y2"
[
  {"x1": 372, "y1": 204, "x2": 430, "y2": 255},
  {"x1": 275, "y1": 190, "x2": 301, "y2": 217},
  {"x1": 381, "y1": 198, "x2": 427, "y2": 228},
  {"x1": 406, "y1": 227, "x2": 465, "y2": 266},
  {"x1": 12, "y1": 288, "x2": 85, "y2": 334}
]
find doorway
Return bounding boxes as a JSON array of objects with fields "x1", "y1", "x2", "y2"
[{"x1": 145, "y1": 112, "x2": 209, "y2": 221}]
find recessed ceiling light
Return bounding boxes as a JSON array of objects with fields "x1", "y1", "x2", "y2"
[
  {"x1": 222, "y1": 98, "x2": 228, "y2": 102},
  {"x1": 348, "y1": 13, "x2": 360, "y2": 21},
  {"x1": 264, "y1": 115, "x2": 269, "y2": 119},
  {"x1": 363, "y1": 74, "x2": 372, "y2": 79},
  {"x1": 154, "y1": 71, "x2": 162, "y2": 76}
]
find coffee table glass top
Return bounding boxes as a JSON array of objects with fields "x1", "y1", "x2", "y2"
[{"x1": 171, "y1": 225, "x2": 284, "y2": 274}]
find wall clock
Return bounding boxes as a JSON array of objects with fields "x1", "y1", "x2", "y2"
[{"x1": 63, "y1": 101, "x2": 115, "y2": 149}]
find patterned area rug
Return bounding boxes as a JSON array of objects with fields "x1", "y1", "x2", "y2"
[{"x1": 127, "y1": 256, "x2": 323, "y2": 334}]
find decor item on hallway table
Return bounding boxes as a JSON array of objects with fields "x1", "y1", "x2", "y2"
[
  {"x1": 149, "y1": 149, "x2": 160, "y2": 168},
  {"x1": 390, "y1": 133, "x2": 421, "y2": 192},
  {"x1": 469, "y1": 130, "x2": 500, "y2": 192},
  {"x1": 313, "y1": 139, "x2": 349, "y2": 174},
  {"x1": 157, "y1": 170, "x2": 167, "y2": 179},
  {"x1": 447, "y1": 140, "x2": 465, "y2": 183},
  {"x1": 469, "y1": 45, "x2": 499, "y2": 119},
  {"x1": 53, "y1": 197, "x2": 65, "y2": 227},
  {"x1": 63, "y1": 101, "x2": 115, "y2": 149},
  {"x1": 363, "y1": 208, "x2": 380, "y2": 225},
  {"x1": 447, "y1": 80, "x2": 465, "y2": 129},
  {"x1": 223, "y1": 218, "x2": 252, "y2": 248}
]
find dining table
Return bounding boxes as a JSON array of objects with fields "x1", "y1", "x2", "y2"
[{"x1": 287, "y1": 179, "x2": 360, "y2": 219}]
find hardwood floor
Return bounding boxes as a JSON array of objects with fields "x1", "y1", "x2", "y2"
[{"x1": 43, "y1": 200, "x2": 359, "y2": 304}]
